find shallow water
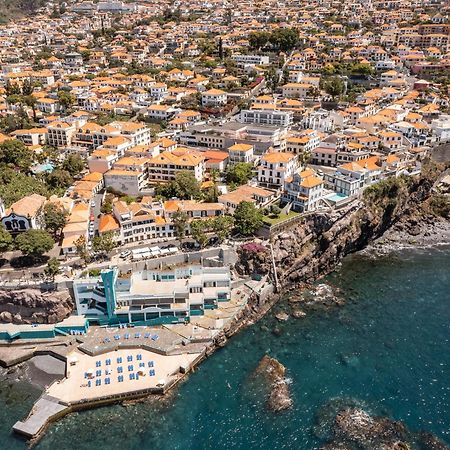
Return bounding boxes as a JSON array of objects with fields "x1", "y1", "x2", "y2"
[{"x1": 1, "y1": 246, "x2": 449, "y2": 450}]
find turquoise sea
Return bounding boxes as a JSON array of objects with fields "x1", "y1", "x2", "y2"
[{"x1": 0, "y1": 246, "x2": 449, "y2": 449}]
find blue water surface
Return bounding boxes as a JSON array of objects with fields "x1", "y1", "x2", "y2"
[{"x1": 0, "y1": 246, "x2": 449, "y2": 450}]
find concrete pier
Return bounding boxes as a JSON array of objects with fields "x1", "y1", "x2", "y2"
[{"x1": 13, "y1": 395, "x2": 68, "y2": 439}]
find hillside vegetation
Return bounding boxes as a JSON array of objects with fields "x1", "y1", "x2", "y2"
[{"x1": 0, "y1": 0, "x2": 47, "y2": 23}]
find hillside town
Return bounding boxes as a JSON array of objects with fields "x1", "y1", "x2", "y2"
[{"x1": 0, "y1": 0, "x2": 449, "y2": 442}]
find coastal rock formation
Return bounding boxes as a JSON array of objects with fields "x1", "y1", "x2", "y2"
[
  {"x1": 315, "y1": 401, "x2": 449, "y2": 450},
  {"x1": 288, "y1": 283, "x2": 344, "y2": 311},
  {"x1": 237, "y1": 162, "x2": 449, "y2": 290},
  {"x1": 333, "y1": 407, "x2": 409, "y2": 448},
  {"x1": 0, "y1": 289, "x2": 73, "y2": 324},
  {"x1": 252, "y1": 355, "x2": 292, "y2": 412}
]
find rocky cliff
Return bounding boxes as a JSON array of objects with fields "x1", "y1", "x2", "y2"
[
  {"x1": 0, "y1": 289, "x2": 73, "y2": 325},
  {"x1": 237, "y1": 161, "x2": 449, "y2": 291}
]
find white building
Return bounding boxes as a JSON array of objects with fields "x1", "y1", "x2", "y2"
[
  {"x1": 201, "y1": 89, "x2": 227, "y2": 107},
  {"x1": 282, "y1": 168, "x2": 324, "y2": 212},
  {"x1": 431, "y1": 114, "x2": 450, "y2": 142},
  {"x1": 238, "y1": 109, "x2": 293, "y2": 127},
  {"x1": 257, "y1": 152, "x2": 298, "y2": 189}
]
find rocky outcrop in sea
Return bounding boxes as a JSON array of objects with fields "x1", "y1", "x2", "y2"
[
  {"x1": 251, "y1": 355, "x2": 293, "y2": 412},
  {"x1": 314, "y1": 399, "x2": 449, "y2": 450},
  {"x1": 0, "y1": 289, "x2": 73, "y2": 324}
]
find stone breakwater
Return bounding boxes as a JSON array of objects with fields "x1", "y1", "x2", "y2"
[{"x1": 0, "y1": 289, "x2": 73, "y2": 325}]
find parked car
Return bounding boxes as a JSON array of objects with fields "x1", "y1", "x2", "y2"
[{"x1": 119, "y1": 250, "x2": 131, "y2": 259}]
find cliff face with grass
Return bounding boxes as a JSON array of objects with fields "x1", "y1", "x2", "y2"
[{"x1": 237, "y1": 160, "x2": 450, "y2": 289}]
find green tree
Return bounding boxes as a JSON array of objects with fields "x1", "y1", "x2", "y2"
[
  {"x1": 75, "y1": 235, "x2": 90, "y2": 265},
  {"x1": 0, "y1": 139, "x2": 34, "y2": 171},
  {"x1": 248, "y1": 31, "x2": 271, "y2": 50},
  {"x1": 173, "y1": 171, "x2": 202, "y2": 200},
  {"x1": 23, "y1": 95, "x2": 37, "y2": 121},
  {"x1": 269, "y1": 204, "x2": 281, "y2": 217},
  {"x1": 57, "y1": 90, "x2": 75, "y2": 111},
  {"x1": 15, "y1": 229, "x2": 54, "y2": 257},
  {"x1": 323, "y1": 76, "x2": 345, "y2": 101},
  {"x1": 172, "y1": 210, "x2": 189, "y2": 242},
  {"x1": 43, "y1": 203, "x2": 68, "y2": 236},
  {"x1": 62, "y1": 154, "x2": 84, "y2": 176},
  {"x1": 190, "y1": 220, "x2": 209, "y2": 248},
  {"x1": 45, "y1": 169, "x2": 73, "y2": 191},
  {"x1": 44, "y1": 257, "x2": 60, "y2": 280},
  {"x1": 92, "y1": 231, "x2": 115, "y2": 254},
  {"x1": 233, "y1": 201, "x2": 263, "y2": 236},
  {"x1": 0, "y1": 170, "x2": 48, "y2": 207},
  {"x1": 225, "y1": 162, "x2": 253, "y2": 185},
  {"x1": 0, "y1": 225, "x2": 13, "y2": 252},
  {"x1": 212, "y1": 215, "x2": 234, "y2": 243}
]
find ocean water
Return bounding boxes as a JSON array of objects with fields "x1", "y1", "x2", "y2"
[{"x1": 1, "y1": 246, "x2": 449, "y2": 449}]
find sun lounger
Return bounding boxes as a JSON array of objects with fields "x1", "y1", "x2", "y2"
[
  {"x1": 117, "y1": 366, "x2": 123, "y2": 373},
  {"x1": 149, "y1": 369, "x2": 155, "y2": 376}
]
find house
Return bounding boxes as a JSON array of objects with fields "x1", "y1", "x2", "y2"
[
  {"x1": 257, "y1": 152, "x2": 298, "y2": 189},
  {"x1": 239, "y1": 109, "x2": 293, "y2": 127},
  {"x1": 228, "y1": 143, "x2": 254, "y2": 165},
  {"x1": 286, "y1": 131, "x2": 321, "y2": 155},
  {"x1": 88, "y1": 149, "x2": 119, "y2": 174},
  {"x1": 324, "y1": 157, "x2": 382, "y2": 197},
  {"x1": 282, "y1": 168, "x2": 324, "y2": 212},
  {"x1": 218, "y1": 185, "x2": 275, "y2": 213},
  {"x1": 0, "y1": 194, "x2": 47, "y2": 233},
  {"x1": 147, "y1": 148, "x2": 205, "y2": 183},
  {"x1": 12, "y1": 128, "x2": 47, "y2": 146},
  {"x1": 203, "y1": 150, "x2": 229, "y2": 171},
  {"x1": 103, "y1": 169, "x2": 147, "y2": 196},
  {"x1": 47, "y1": 121, "x2": 76, "y2": 148},
  {"x1": 282, "y1": 83, "x2": 314, "y2": 99},
  {"x1": 201, "y1": 89, "x2": 227, "y2": 107},
  {"x1": 61, "y1": 202, "x2": 90, "y2": 255}
]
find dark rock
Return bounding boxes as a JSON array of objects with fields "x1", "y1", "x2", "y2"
[
  {"x1": 417, "y1": 431, "x2": 450, "y2": 450},
  {"x1": 0, "y1": 311, "x2": 13, "y2": 323},
  {"x1": 0, "y1": 289, "x2": 73, "y2": 324},
  {"x1": 252, "y1": 355, "x2": 293, "y2": 412},
  {"x1": 333, "y1": 407, "x2": 409, "y2": 448},
  {"x1": 292, "y1": 308, "x2": 306, "y2": 318},
  {"x1": 275, "y1": 312, "x2": 289, "y2": 322}
]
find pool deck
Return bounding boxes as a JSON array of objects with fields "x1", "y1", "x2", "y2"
[{"x1": 11, "y1": 286, "x2": 251, "y2": 442}]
